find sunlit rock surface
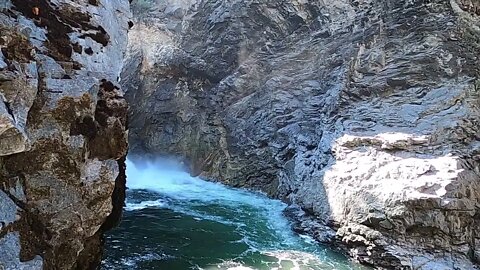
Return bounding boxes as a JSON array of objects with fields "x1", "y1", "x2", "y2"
[
  {"x1": 124, "y1": 0, "x2": 480, "y2": 268},
  {"x1": 0, "y1": 0, "x2": 130, "y2": 269}
]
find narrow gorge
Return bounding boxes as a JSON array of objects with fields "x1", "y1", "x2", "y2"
[
  {"x1": 123, "y1": 0, "x2": 480, "y2": 269},
  {"x1": 0, "y1": 0, "x2": 479, "y2": 269}
]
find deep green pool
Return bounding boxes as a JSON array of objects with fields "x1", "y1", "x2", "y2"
[{"x1": 102, "y1": 159, "x2": 364, "y2": 270}]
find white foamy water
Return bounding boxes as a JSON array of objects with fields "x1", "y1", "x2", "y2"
[
  {"x1": 124, "y1": 199, "x2": 166, "y2": 211},
  {"x1": 126, "y1": 158, "x2": 281, "y2": 206},
  {"x1": 125, "y1": 158, "x2": 300, "y2": 246},
  {"x1": 202, "y1": 250, "x2": 335, "y2": 270}
]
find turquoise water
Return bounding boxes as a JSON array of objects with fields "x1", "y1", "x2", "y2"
[{"x1": 102, "y1": 159, "x2": 364, "y2": 270}]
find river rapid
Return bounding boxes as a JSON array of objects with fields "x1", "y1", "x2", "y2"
[{"x1": 102, "y1": 158, "x2": 365, "y2": 270}]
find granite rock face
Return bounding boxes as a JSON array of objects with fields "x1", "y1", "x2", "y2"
[
  {"x1": 0, "y1": 0, "x2": 130, "y2": 269},
  {"x1": 125, "y1": 0, "x2": 480, "y2": 268}
]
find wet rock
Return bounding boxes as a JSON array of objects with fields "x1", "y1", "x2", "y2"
[{"x1": 283, "y1": 204, "x2": 336, "y2": 244}]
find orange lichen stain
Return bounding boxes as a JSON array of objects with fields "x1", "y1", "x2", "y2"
[{"x1": 32, "y1": 7, "x2": 40, "y2": 16}]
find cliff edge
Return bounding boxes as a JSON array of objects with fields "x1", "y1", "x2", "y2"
[{"x1": 0, "y1": 0, "x2": 130, "y2": 269}]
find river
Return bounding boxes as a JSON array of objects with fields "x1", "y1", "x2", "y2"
[{"x1": 102, "y1": 158, "x2": 364, "y2": 270}]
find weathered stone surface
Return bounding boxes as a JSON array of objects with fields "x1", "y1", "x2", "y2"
[
  {"x1": 0, "y1": 190, "x2": 18, "y2": 228},
  {"x1": 125, "y1": 0, "x2": 480, "y2": 268},
  {"x1": 0, "y1": 233, "x2": 43, "y2": 270},
  {"x1": 0, "y1": 0, "x2": 130, "y2": 269}
]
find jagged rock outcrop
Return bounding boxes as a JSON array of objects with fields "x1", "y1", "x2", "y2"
[
  {"x1": 0, "y1": 0, "x2": 130, "y2": 269},
  {"x1": 124, "y1": 0, "x2": 480, "y2": 269}
]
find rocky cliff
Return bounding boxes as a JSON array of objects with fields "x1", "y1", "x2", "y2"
[
  {"x1": 0, "y1": 0, "x2": 130, "y2": 269},
  {"x1": 125, "y1": 0, "x2": 480, "y2": 269}
]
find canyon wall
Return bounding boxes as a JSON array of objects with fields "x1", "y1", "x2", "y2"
[
  {"x1": 125, "y1": 0, "x2": 480, "y2": 269},
  {"x1": 0, "y1": 0, "x2": 130, "y2": 269}
]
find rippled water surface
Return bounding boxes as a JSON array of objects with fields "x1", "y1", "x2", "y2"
[{"x1": 102, "y1": 159, "x2": 364, "y2": 270}]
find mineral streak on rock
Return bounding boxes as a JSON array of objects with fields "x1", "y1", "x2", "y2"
[
  {"x1": 0, "y1": 0, "x2": 130, "y2": 269},
  {"x1": 124, "y1": 0, "x2": 480, "y2": 269}
]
